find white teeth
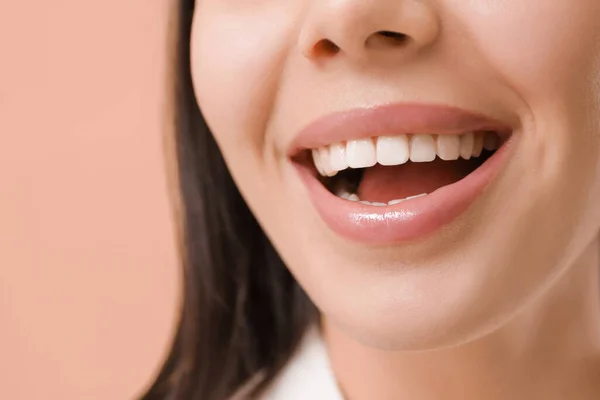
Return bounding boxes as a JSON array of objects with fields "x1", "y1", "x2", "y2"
[
  {"x1": 312, "y1": 132, "x2": 500, "y2": 177},
  {"x1": 388, "y1": 193, "x2": 428, "y2": 204},
  {"x1": 409, "y1": 134, "x2": 437, "y2": 162},
  {"x1": 329, "y1": 142, "x2": 347, "y2": 172},
  {"x1": 407, "y1": 193, "x2": 428, "y2": 200},
  {"x1": 347, "y1": 193, "x2": 360, "y2": 201},
  {"x1": 346, "y1": 139, "x2": 377, "y2": 169},
  {"x1": 318, "y1": 147, "x2": 338, "y2": 177},
  {"x1": 312, "y1": 149, "x2": 326, "y2": 176},
  {"x1": 387, "y1": 199, "x2": 405, "y2": 205},
  {"x1": 460, "y1": 132, "x2": 474, "y2": 160},
  {"x1": 360, "y1": 200, "x2": 387, "y2": 206},
  {"x1": 336, "y1": 189, "x2": 351, "y2": 199},
  {"x1": 436, "y1": 135, "x2": 461, "y2": 161},
  {"x1": 483, "y1": 132, "x2": 499, "y2": 151},
  {"x1": 335, "y1": 192, "x2": 429, "y2": 205},
  {"x1": 472, "y1": 134, "x2": 484, "y2": 158},
  {"x1": 376, "y1": 135, "x2": 410, "y2": 166}
]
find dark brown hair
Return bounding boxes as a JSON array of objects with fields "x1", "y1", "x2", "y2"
[{"x1": 140, "y1": 1, "x2": 317, "y2": 399}]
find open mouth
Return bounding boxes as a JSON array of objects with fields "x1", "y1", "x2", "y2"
[
  {"x1": 306, "y1": 131, "x2": 504, "y2": 206},
  {"x1": 288, "y1": 103, "x2": 516, "y2": 244}
]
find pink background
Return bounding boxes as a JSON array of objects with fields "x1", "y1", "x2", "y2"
[{"x1": 0, "y1": 1, "x2": 179, "y2": 399}]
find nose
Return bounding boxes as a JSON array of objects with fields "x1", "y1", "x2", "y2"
[{"x1": 299, "y1": 0, "x2": 440, "y2": 63}]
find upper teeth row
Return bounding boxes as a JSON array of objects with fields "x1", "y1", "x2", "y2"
[{"x1": 312, "y1": 132, "x2": 499, "y2": 177}]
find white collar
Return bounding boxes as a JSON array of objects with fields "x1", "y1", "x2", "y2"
[{"x1": 260, "y1": 327, "x2": 344, "y2": 400}]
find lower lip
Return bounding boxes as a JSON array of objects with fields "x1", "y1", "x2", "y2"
[{"x1": 295, "y1": 137, "x2": 515, "y2": 245}]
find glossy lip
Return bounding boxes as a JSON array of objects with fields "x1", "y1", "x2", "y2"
[{"x1": 290, "y1": 103, "x2": 517, "y2": 245}]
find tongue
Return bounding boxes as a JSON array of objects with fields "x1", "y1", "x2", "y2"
[{"x1": 357, "y1": 159, "x2": 474, "y2": 203}]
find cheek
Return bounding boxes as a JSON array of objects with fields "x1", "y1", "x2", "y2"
[
  {"x1": 189, "y1": 5, "x2": 300, "y2": 162},
  {"x1": 188, "y1": 5, "x2": 310, "y2": 249},
  {"x1": 451, "y1": 1, "x2": 600, "y2": 104},
  {"x1": 453, "y1": 1, "x2": 600, "y2": 201}
]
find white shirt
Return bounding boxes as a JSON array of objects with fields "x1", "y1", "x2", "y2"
[
  {"x1": 231, "y1": 328, "x2": 344, "y2": 399},
  {"x1": 261, "y1": 328, "x2": 344, "y2": 400}
]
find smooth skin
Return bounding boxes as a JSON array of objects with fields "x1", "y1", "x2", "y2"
[{"x1": 190, "y1": 1, "x2": 600, "y2": 399}]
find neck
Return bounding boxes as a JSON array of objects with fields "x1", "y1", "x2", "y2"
[{"x1": 324, "y1": 241, "x2": 600, "y2": 400}]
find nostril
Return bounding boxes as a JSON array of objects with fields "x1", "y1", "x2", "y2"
[
  {"x1": 372, "y1": 30, "x2": 410, "y2": 47},
  {"x1": 312, "y1": 39, "x2": 341, "y2": 58},
  {"x1": 378, "y1": 31, "x2": 406, "y2": 40},
  {"x1": 306, "y1": 32, "x2": 410, "y2": 60}
]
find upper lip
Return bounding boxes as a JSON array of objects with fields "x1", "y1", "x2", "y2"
[{"x1": 287, "y1": 103, "x2": 515, "y2": 157}]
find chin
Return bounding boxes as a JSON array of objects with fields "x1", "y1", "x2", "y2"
[{"x1": 308, "y1": 247, "x2": 549, "y2": 352}]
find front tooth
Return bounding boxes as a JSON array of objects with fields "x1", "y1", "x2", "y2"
[
  {"x1": 436, "y1": 135, "x2": 461, "y2": 161},
  {"x1": 372, "y1": 202, "x2": 387, "y2": 207},
  {"x1": 483, "y1": 132, "x2": 499, "y2": 151},
  {"x1": 460, "y1": 132, "x2": 474, "y2": 160},
  {"x1": 472, "y1": 134, "x2": 484, "y2": 158},
  {"x1": 376, "y1": 135, "x2": 410, "y2": 166},
  {"x1": 410, "y1": 134, "x2": 437, "y2": 162},
  {"x1": 329, "y1": 142, "x2": 348, "y2": 172},
  {"x1": 312, "y1": 149, "x2": 327, "y2": 176},
  {"x1": 388, "y1": 199, "x2": 404, "y2": 205},
  {"x1": 346, "y1": 139, "x2": 377, "y2": 168}
]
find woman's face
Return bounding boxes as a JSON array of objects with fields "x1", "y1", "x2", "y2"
[{"x1": 190, "y1": 1, "x2": 600, "y2": 349}]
